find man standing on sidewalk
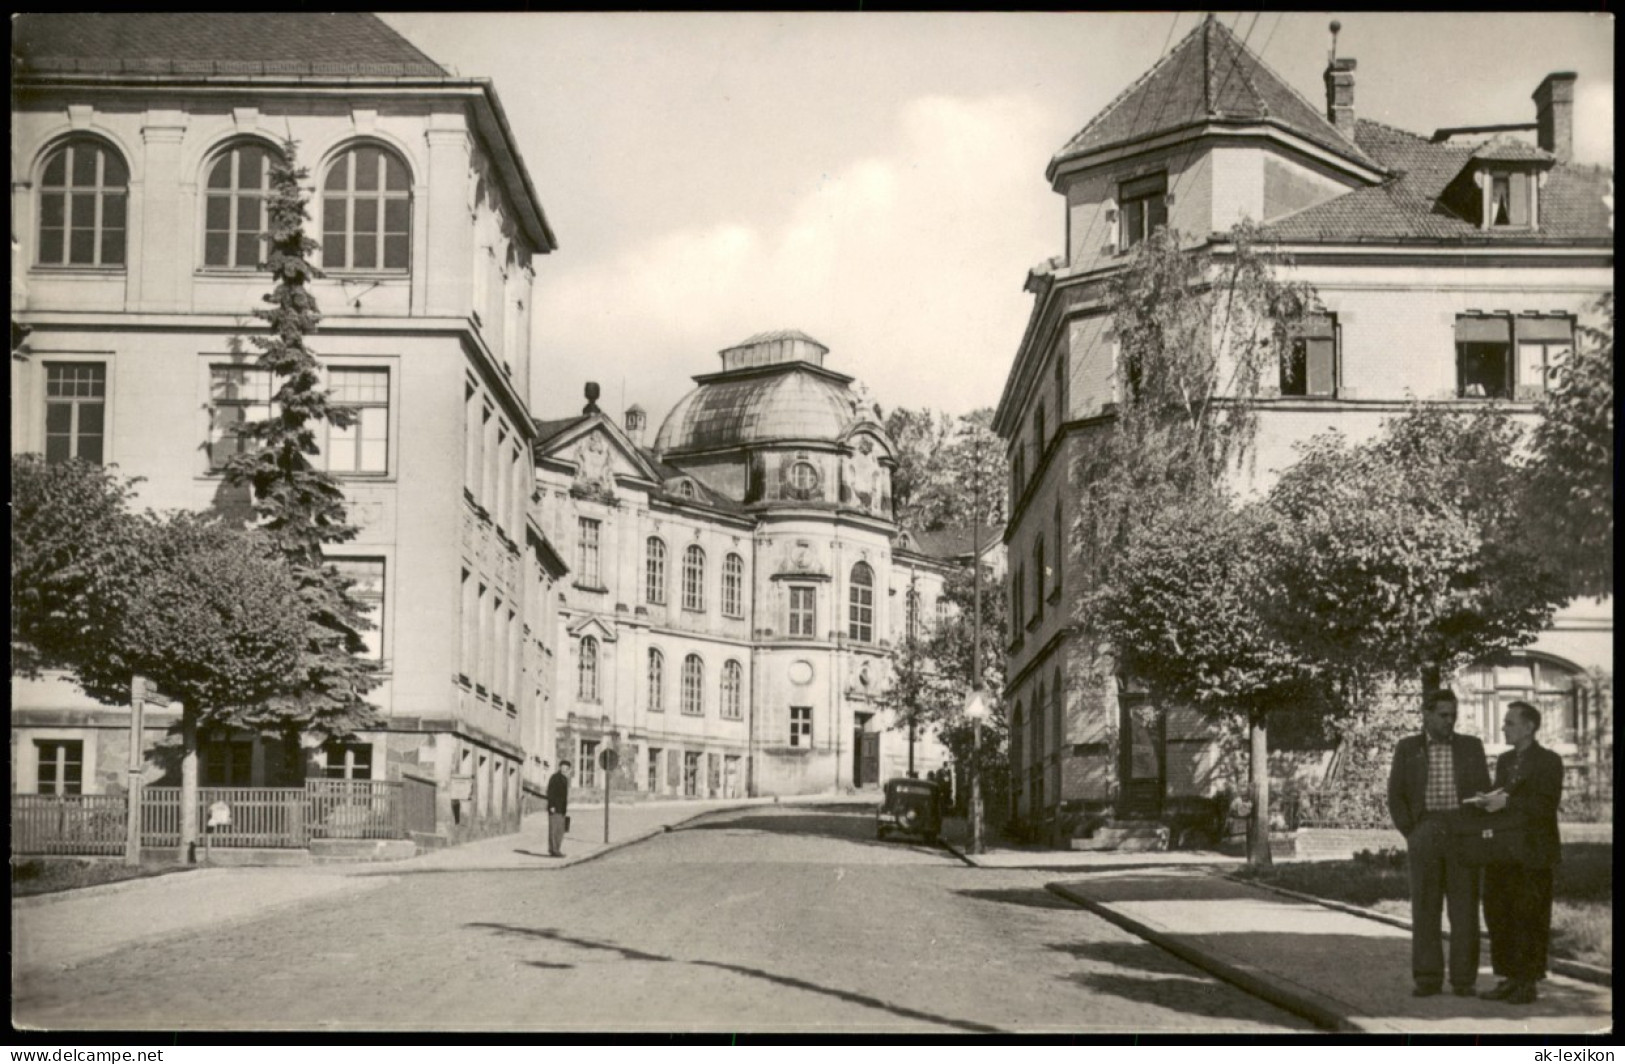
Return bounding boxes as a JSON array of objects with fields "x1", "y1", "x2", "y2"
[
  {"x1": 547, "y1": 760, "x2": 573, "y2": 857},
  {"x1": 1387, "y1": 688, "x2": 1493, "y2": 998}
]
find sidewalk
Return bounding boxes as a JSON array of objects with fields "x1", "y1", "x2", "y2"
[
  {"x1": 13, "y1": 795, "x2": 785, "y2": 980},
  {"x1": 1046, "y1": 868, "x2": 1613, "y2": 1034}
]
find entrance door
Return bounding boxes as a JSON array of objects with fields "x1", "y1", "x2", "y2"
[{"x1": 1120, "y1": 695, "x2": 1165, "y2": 819}]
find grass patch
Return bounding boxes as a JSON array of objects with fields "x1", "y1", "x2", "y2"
[
  {"x1": 1234, "y1": 842, "x2": 1612, "y2": 968},
  {"x1": 11, "y1": 857, "x2": 197, "y2": 898}
]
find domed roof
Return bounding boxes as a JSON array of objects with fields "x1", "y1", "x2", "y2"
[{"x1": 654, "y1": 331, "x2": 868, "y2": 455}]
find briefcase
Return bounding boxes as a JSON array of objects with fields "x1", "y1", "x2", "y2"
[
  {"x1": 1450, "y1": 813, "x2": 1533, "y2": 867},
  {"x1": 565, "y1": 815, "x2": 571, "y2": 833}
]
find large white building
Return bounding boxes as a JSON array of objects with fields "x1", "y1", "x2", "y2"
[
  {"x1": 994, "y1": 17, "x2": 1613, "y2": 840},
  {"x1": 534, "y1": 331, "x2": 959, "y2": 798},
  {"x1": 10, "y1": 13, "x2": 567, "y2": 844}
]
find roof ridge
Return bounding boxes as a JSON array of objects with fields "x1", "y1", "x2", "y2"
[{"x1": 1065, "y1": 16, "x2": 1208, "y2": 150}]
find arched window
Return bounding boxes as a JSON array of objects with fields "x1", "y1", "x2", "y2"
[
  {"x1": 1011, "y1": 701, "x2": 1025, "y2": 772},
  {"x1": 1032, "y1": 679, "x2": 1046, "y2": 761},
  {"x1": 38, "y1": 138, "x2": 128, "y2": 267},
  {"x1": 645, "y1": 537, "x2": 667, "y2": 606},
  {"x1": 681, "y1": 654, "x2": 704, "y2": 715},
  {"x1": 721, "y1": 660, "x2": 743, "y2": 720},
  {"x1": 646, "y1": 648, "x2": 664, "y2": 712},
  {"x1": 722, "y1": 553, "x2": 744, "y2": 617},
  {"x1": 848, "y1": 562, "x2": 874, "y2": 642},
  {"x1": 577, "y1": 635, "x2": 599, "y2": 702},
  {"x1": 1457, "y1": 653, "x2": 1585, "y2": 747},
  {"x1": 204, "y1": 141, "x2": 278, "y2": 269},
  {"x1": 683, "y1": 545, "x2": 706, "y2": 611},
  {"x1": 322, "y1": 144, "x2": 411, "y2": 272}
]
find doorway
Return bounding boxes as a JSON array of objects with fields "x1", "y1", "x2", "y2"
[
  {"x1": 853, "y1": 713, "x2": 880, "y2": 787},
  {"x1": 1119, "y1": 693, "x2": 1165, "y2": 820}
]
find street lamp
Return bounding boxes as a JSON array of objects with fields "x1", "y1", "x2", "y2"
[{"x1": 964, "y1": 425, "x2": 988, "y2": 855}]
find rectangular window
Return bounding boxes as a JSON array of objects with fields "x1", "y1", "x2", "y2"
[
  {"x1": 1514, "y1": 316, "x2": 1575, "y2": 399},
  {"x1": 1281, "y1": 313, "x2": 1338, "y2": 397},
  {"x1": 647, "y1": 748, "x2": 662, "y2": 793},
  {"x1": 789, "y1": 586, "x2": 816, "y2": 638},
  {"x1": 1456, "y1": 316, "x2": 1513, "y2": 399},
  {"x1": 325, "y1": 368, "x2": 390, "y2": 475},
  {"x1": 44, "y1": 363, "x2": 107, "y2": 465},
  {"x1": 322, "y1": 741, "x2": 373, "y2": 781},
  {"x1": 1032, "y1": 539, "x2": 1045, "y2": 623},
  {"x1": 331, "y1": 558, "x2": 385, "y2": 661},
  {"x1": 1120, "y1": 172, "x2": 1168, "y2": 249},
  {"x1": 578, "y1": 518, "x2": 602, "y2": 587},
  {"x1": 208, "y1": 365, "x2": 274, "y2": 469},
  {"x1": 35, "y1": 740, "x2": 83, "y2": 795},
  {"x1": 203, "y1": 740, "x2": 254, "y2": 787},
  {"x1": 683, "y1": 751, "x2": 700, "y2": 797},
  {"x1": 789, "y1": 706, "x2": 813, "y2": 748},
  {"x1": 580, "y1": 740, "x2": 599, "y2": 789}
]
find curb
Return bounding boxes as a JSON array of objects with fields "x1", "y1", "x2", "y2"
[
  {"x1": 1224, "y1": 873, "x2": 1613, "y2": 988},
  {"x1": 1044, "y1": 881, "x2": 1378, "y2": 1033},
  {"x1": 11, "y1": 866, "x2": 224, "y2": 909},
  {"x1": 939, "y1": 838, "x2": 979, "y2": 868}
]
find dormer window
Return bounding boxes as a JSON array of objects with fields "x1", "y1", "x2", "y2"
[
  {"x1": 1119, "y1": 172, "x2": 1168, "y2": 249},
  {"x1": 1487, "y1": 170, "x2": 1532, "y2": 228}
]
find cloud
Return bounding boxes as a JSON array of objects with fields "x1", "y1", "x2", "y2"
[{"x1": 531, "y1": 91, "x2": 1059, "y2": 425}]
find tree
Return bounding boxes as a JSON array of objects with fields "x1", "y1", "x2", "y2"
[
  {"x1": 221, "y1": 139, "x2": 381, "y2": 766},
  {"x1": 11, "y1": 456, "x2": 146, "y2": 680},
  {"x1": 1263, "y1": 403, "x2": 1570, "y2": 697},
  {"x1": 1526, "y1": 293, "x2": 1613, "y2": 599},
  {"x1": 882, "y1": 406, "x2": 951, "y2": 532},
  {"x1": 875, "y1": 575, "x2": 936, "y2": 777},
  {"x1": 1069, "y1": 222, "x2": 1314, "y2": 855},
  {"x1": 11, "y1": 456, "x2": 308, "y2": 854},
  {"x1": 884, "y1": 406, "x2": 1006, "y2": 535},
  {"x1": 1097, "y1": 496, "x2": 1345, "y2": 866}
]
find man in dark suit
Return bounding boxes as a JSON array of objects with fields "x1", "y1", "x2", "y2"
[
  {"x1": 1387, "y1": 688, "x2": 1493, "y2": 997},
  {"x1": 547, "y1": 760, "x2": 572, "y2": 857},
  {"x1": 1478, "y1": 700, "x2": 1564, "y2": 1005}
]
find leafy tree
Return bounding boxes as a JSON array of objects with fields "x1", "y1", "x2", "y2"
[
  {"x1": 884, "y1": 406, "x2": 1006, "y2": 534},
  {"x1": 876, "y1": 575, "x2": 937, "y2": 777},
  {"x1": 11, "y1": 456, "x2": 308, "y2": 854},
  {"x1": 1097, "y1": 497, "x2": 1345, "y2": 866},
  {"x1": 1526, "y1": 293, "x2": 1613, "y2": 599},
  {"x1": 919, "y1": 560, "x2": 1011, "y2": 822},
  {"x1": 1068, "y1": 222, "x2": 1314, "y2": 854},
  {"x1": 221, "y1": 139, "x2": 381, "y2": 767},
  {"x1": 1263, "y1": 404, "x2": 1568, "y2": 696},
  {"x1": 11, "y1": 456, "x2": 146, "y2": 680}
]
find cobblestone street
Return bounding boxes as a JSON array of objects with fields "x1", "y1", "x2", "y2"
[{"x1": 14, "y1": 805, "x2": 1309, "y2": 1033}]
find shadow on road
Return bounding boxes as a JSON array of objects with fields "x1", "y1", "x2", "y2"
[
  {"x1": 954, "y1": 887, "x2": 1080, "y2": 911},
  {"x1": 677, "y1": 809, "x2": 953, "y2": 858},
  {"x1": 1047, "y1": 938, "x2": 1202, "y2": 976},
  {"x1": 466, "y1": 921, "x2": 1004, "y2": 1033}
]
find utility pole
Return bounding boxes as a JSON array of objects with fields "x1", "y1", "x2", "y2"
[
  {"x1": 124, "y1": 675, "x2": 146, "y2": 867},
  {"x1": 968, "y1": 432, "x2": 986, "y2": 856}
]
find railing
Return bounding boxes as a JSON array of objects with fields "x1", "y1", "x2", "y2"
[
  {"x1": 401, "y1": 775, "x2": 438, "y2": 836},
  {"x1": 12, "y1": 780, "x2": 410, "y2": 856},
  {"x1": 306, "y1": 779, "x2": 402, "y2": 840},
  {"x1": 12, "y1": 794, "x2": 127, "y2": 856}
]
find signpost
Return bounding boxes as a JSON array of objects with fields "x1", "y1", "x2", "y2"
[
  {"x1": 599, "y1": 747, "x2": 619, "y2": 844},
  {"x1": 124, "y1": 676, "x2": 147, "y2": 867},
  {"x1": 963, "y1": 687, "x2": 989, "y2": 856}
]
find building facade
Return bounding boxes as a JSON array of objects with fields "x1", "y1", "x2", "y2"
[
  {"x1": 10, "y1": 13, "x2": 567, "y2": 843},
  {"x1": 994, "y1": 17, "x2": 1613, "y2": 838},
  {"x1": 535, "y1": 331, "x2": 959, "y2": 798}
]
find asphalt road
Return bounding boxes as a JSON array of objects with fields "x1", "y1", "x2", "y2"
[{"x1": 14, "y1": 803, "x2": 1310, "y2": 1033}]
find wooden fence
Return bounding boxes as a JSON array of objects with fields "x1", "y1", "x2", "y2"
[{"x1": 12, "y1": 780, "x2": 410, "y2": 856}]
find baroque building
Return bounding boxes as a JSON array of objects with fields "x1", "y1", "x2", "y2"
[
  {"x1": 994, "y1": 17, "x2": 1613, "y2": 842},
  {"x1": 10, "y1": 13, "x2": 567, "y2": 844},
  {"x1": 535, "y1": 331, "x2": 957, "y2": 798}
]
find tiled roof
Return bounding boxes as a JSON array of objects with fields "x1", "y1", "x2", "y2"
[
  {"x1": 1471, "y1": 138, "x2": 1556, "y2": 163},
  {"x1": 1257, "y1": 118, "x2": 1613, "y2": 244},
  {"x1": 533, "y1": 416, "x2": 593, "y2": 451},
  {"x1": 1051, "y1": 15, "x2": 1376, "y2": 176},
  {"x1": 906, "y1": 520, "x2": 1005, "y2": 561},
  {"x1": 642, "y1": 452, "x2": 747, "y2": 515},
  {"x1": 12, "y1": 13, "x2": 448, "y2": 77}
]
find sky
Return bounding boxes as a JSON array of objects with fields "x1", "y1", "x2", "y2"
[{"x1": 380, "y1": 12, "x2": 1614, "y2": 429}]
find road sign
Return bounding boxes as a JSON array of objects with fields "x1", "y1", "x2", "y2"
[
  {"x1": 599, "y1": 748, "x2": 619, "y2": 772},
  {"x1": 599, "y1": 748, "x2": 617, "y2": 843},
  {"x1": 963, "y1": 688, "x2": 990, "y2": 720}
]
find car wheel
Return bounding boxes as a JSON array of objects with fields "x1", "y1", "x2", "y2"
[{"x1": 876, "y1": 827, "x2": 888, "y2": 840}]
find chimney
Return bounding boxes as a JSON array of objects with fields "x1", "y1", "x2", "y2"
[
  {"x1": 1533, "y1": 72, "x2": 1577, "y2": 163},
  {"x1": 1323, "y1": 22, "x2": 1357, "y2": 140},
  {"x1": 624, "y1": 403, "x2": 647, "y2": 447}
]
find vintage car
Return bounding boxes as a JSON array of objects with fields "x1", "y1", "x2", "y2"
[{"x1": 875, "y1": 776, "x2": 943, "y2": 843}]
